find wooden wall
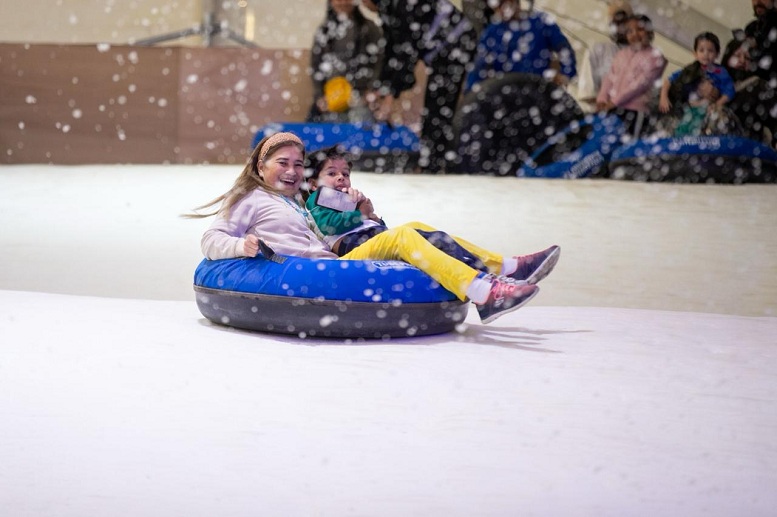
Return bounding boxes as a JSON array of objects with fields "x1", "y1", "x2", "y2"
[{"x1": 0, "y1": 43, "x2": 424, "y2": 164}]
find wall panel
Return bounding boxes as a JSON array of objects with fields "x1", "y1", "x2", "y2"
[{"x1": 1, "y1": 43, "x2": 424, "y2": 165}]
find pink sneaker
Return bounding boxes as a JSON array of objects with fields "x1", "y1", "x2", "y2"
[
  {"x1": 477, "y1": 277, "x2": 540, "y2": 324},
  {"x1": 509, "y1": 245, "x2": 560, "y2": 284}
]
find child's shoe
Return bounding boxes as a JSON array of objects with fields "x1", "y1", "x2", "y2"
[
  {"x1": 477, "y1": 277, "x2": 540, "y2": 324},
  {"x1": 509, "y1": 245, "x2": 560, "y2": 284}
]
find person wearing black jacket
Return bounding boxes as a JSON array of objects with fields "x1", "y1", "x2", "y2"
[
  {"x1": 720, "y1": 0, "x2": 777, "y2": 145},
  {"x1": 744, "y1": 0, "x2": 777, "y2": 83},
  {"x1": 307, "y1": 0, "x2": 384, "y2": 122},
  {"x1": 362, "y1": 0, "x2": 478, "y2": 173}
]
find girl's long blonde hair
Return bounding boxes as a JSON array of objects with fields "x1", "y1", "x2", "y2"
[{"x1": 186, "y1": 133, "x2": 306, "y2": 219}]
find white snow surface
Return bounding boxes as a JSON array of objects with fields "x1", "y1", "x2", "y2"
[{"x1": 1, "y1": 165, "x2": 776, "y2": 516}]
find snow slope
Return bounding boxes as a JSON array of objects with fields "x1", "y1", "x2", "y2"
[{"x1": 1, "y1": 165, "x2": 776, "y2": 516}]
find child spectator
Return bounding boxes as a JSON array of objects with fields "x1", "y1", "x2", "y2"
[
  {"x1": 307, "y1": 0, "x2": 383, "y2": 123},
  {"x1": 596, "y1": 14, "x2": 667, "y2": 136},
  {"x1": 658, "y1": 32, "x2": 736, "y2": 117},
  {"x1": 464, "y1": 0, "x2": 577, "y2": 92}
]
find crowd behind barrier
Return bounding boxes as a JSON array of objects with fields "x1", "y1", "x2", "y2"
[
  {"x1": 3, "y1": 0, "x2": 775, "y2": 177},
  {"x1": 292, "y1": 0, "x2": 777, "y2": 181}
]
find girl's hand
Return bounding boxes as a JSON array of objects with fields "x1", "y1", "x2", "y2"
[
  {"x1": 346, "y1": 188, "x2": 366, "y2": 204},
  {"x1": 243, "y1": 234, "x2": 259, "y2": 257},
  {"x1": 357, "y1": 198, "x2": 375, "y2": 218}
]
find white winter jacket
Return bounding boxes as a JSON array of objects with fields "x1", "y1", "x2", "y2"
[{"x1": 201, "y1": 189, "x2": 337, "y2": 260}]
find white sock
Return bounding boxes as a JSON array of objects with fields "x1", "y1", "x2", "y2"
[
  {"x1": 501, "y1": 257, "x2": 518, "y2": 276},
  {"x1": 466, "y1": 275, "x2": 493, "y2": 304}
]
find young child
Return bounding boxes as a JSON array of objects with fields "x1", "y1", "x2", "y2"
[
  {"x1": 659, "y1": 32, "x2": 736, "y2": 117},
  {"x1": 596, "y1": 14, "x2": 667, "y2": 136},
  {"x1": 304, "y1": 145, "x2": 561, "y2": 289}
]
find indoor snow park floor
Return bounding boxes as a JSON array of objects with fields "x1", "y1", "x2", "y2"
[{"x1": 2, "y1": 165, "x2": 776, "y2": 516}]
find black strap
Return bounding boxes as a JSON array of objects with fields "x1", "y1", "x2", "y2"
[{"x1": 258, "y1": 239, "x2": 286, "y2": 264}]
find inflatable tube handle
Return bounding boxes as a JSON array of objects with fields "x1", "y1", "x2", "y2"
[{"x1": 259, "y1": 239, "x2": 286, "y2": 264}]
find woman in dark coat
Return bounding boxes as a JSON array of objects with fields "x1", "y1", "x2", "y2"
[{"x1": 307, "y1": 0, "x2": 384, "y2": 123}]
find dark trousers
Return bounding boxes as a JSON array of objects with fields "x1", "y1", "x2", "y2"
[
  {"x1": 728, "y1": 77, "x2": 777, "y2": 145},
  {"x1": 611, "y1": 107, "x2": 655, "y2": 139},
  {"x1": 419, "y1": 32, "x2": 477, "y2": 173}
]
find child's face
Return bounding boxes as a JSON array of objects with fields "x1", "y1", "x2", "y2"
[
  {"x1": 626, "y1": 19, "x2": 651, "y2": 48},
  {"x1": 496, "y1": 0, "x2": 529, "y2": 21},
  {"x1": 697, "y1": 79, "x2": 719, "y2": 101},
  {"x1": 315, "y1": 158, "x2": 352, "y2": 191},
  {"x1": 694, "y1": 39, "x2": 719, "y2": 66}
]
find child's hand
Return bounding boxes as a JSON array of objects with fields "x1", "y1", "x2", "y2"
[
  {"x1": 346, "y1": 188, "x2": 366, "y2": 204},
  {"x1": 243, "y1": 234, "x2": 259, "y2": 257},
  {"x1": 658, "y1": 96, "x2": 671, "y2": 113},
  {"x1": 357, "y1": 198, "x2": 375, "y2": 218}
]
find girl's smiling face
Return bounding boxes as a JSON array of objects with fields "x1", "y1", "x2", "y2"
[
  {"x1": 314, "y1": 158, "x2": 352, "y2": 191},
  {"x1": 259, "y1": 145, "x2": 305, "y2": 196},
  {"x1": 626, "y1": 19, "x2": 652, "y2": 49}
]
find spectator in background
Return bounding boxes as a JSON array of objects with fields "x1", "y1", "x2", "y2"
[
  {"x1": 461, "y1": 0, "x2": 497, "y2": 39},
  {"x1": 576, "y1": 0, "x2": 633, "y2": 108},
  {"x1": 722, "y1": 31, "x2": 755, "y2": 84},
  {"x1": 659, "y1": 32, "x2": 735, "y2": 117},
  {"x1": 720, "y1": 0, "x2": 777, "y2": 146},
  {"x1": 361, "y1": 0, "x2": 478, "y2": 174},
  {"x1": 596, "y1": 14, "x2": 667, "y2": 137},
  {"x1": 744, "y1": 0, "x2": 777, "y2": 83},
  {"x1": 307, "y1": 0, "x2": 383, "y2": 123},
  {"x1": 464, "y1": 0, "x2": 577, "y2": 92},
  {"x1": 658, "y1": 32, "x2": 740, "y2": 137}
]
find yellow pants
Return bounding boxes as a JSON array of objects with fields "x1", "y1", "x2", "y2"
[
  {"x1": 340, "y1": 222, "x2": 504, "y2": 301},
  {"x1": 401, "y1": 221, "x2": 503, "y2": 273}
]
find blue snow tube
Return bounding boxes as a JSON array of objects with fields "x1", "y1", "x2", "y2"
[
  {"x1": 252, "y1": 122, "x2": 420, "y2": 173},
  {"x1": 193, "y1": 255, "x2": 468, "y2": 339},
  {"x1": 607, "y1": 135, "x2": 777, "y2": 183},
  {"x1": 516, "y1": 114, "x2": 626, "y2": 178}
]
